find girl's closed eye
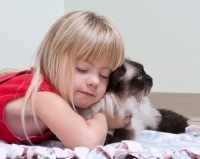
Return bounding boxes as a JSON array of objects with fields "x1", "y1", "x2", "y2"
[
  {"x1": 76, "y1": 67, "x2": 88, "y2": 73},
  {"x1": 100, "y1": 74, "x2": 109, "y2": 79},
  {"x1": 100, "y1": 71, "x2": 111, "y2": 79}
]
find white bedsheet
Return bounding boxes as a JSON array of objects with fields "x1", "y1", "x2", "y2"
[{"x1": 1, "y1": 125, "x2": 200, "y2": 159}]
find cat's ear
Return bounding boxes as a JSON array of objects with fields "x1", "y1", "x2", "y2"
[{"x1": 109, "y1": 64, "x2": 126, "y2": 86}]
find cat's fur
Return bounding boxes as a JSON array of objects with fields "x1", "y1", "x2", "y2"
[
  {"x1": 156, "y1": 108, "x2": 189, "y2": 134},
  {"x1": 77, "y1": 59, "x2": 189, "y2": 144}
]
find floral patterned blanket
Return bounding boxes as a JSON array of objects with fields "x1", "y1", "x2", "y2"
[{"x1": 0, "y1": 125, "x2": 200, "y2": 159}]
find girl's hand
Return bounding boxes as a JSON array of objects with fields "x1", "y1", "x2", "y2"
[{"x1": 101, "y1": 111, "x2": 132, "y2": 130}]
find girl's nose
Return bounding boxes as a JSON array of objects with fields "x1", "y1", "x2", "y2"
[{"x1": 86, "y1": 75, "x2": 100, "y2": 87}]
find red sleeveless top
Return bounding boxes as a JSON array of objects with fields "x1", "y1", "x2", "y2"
[{"x1": 0, "y1": 70, "x2": 57, "y2": 144}]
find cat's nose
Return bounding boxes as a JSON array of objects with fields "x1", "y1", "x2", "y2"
[{"x1": 145, "y1": 74, "x2": 153, "y2": 82}]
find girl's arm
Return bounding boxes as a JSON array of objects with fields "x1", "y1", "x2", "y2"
[{"x1": 34, "y1": 92, "x2": 108, "y2": 150}]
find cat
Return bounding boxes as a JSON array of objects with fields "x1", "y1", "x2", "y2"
[{"x1": 77, "y1": 59, "x2": 189, "y2": 144}]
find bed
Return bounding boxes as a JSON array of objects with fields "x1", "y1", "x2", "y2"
[{"x1": 0, "y1": 125, "x2": 200, "y2": 159}]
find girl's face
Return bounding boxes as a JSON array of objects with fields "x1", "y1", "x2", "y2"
[{"x1": 72, "y1": 58, "x2": 112, "y2": 108}]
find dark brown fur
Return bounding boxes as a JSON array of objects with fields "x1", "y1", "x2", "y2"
[{"x1": 156, "y1": 109, "x2": 189, "y2": 134}]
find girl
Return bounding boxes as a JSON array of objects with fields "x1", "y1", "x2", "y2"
[{"x1": 0, "y1": 11, "x2": 131, "y2": 150}]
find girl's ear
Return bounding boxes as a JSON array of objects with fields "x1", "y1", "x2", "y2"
[{"x1": 109, "y1": 64, "x2": 126, "y2": 87}]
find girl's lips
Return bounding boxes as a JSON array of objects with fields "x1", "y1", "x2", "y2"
[{"x1": 80, "y1": 91, "x2": 94, "y2": 97}]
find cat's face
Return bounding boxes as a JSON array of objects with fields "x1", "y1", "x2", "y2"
[{"x1": 107, "y1": 59, "x2": 153, "y2": 102}]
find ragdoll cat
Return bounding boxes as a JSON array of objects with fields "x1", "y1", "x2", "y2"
[{"x1": 77, "y1": 59, "x2": 189, "y2": 144}]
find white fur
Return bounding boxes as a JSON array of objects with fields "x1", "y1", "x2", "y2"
[{"x1": 123, "y1": 62, "x2": 136, "y2": 81}]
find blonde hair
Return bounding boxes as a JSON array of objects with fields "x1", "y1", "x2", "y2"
[{"x1": 2, "y1": 11, "x2": 125, "y2": 141}]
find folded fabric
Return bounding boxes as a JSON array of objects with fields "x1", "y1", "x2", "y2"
[{"x1": 0, "y1": 126, "x2": 200, "y2": 159}]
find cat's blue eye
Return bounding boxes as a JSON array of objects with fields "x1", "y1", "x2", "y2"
[{"x1": 137, "y1": 74, "x2": 143, "y2": 80}]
